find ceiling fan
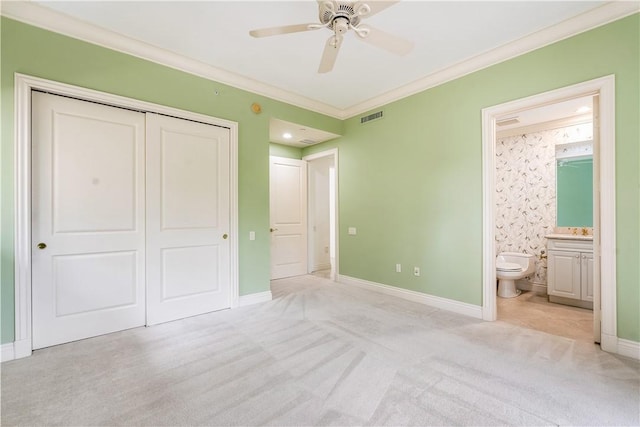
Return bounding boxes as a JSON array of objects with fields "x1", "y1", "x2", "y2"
[{"x1": 249, "y1": 1, "x2": 413, "y2": 73}]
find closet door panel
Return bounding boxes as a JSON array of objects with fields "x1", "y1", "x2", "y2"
[
  {"x1": 146, "y1": 113, "x2": 231, "y2": 325},
  {"x1": 31, "y1": 92, "x2": 146, "y2": 349}
]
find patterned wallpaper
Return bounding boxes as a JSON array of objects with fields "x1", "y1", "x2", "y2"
[{"x1": 495, "y1": 123, "x2": 592, "y2": 285}]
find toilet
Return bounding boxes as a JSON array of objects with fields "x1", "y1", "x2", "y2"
[{"x1": 496, "y1": 252, "x2": 535, "y2": 298}]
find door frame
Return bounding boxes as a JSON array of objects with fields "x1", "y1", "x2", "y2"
[
  {"x1": 303, "y1": 148, "x2": 339, "y2": 281},
  {"x1": 13, "y1": 73, "x2": 240, "y2": 359},
  {"x1": 481, "y1": 75, "x2": 616, "y2": 352}
]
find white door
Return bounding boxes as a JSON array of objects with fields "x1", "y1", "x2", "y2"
[
  {"x1": 270, "y1": 156, "x2": 307, "y2": 279},
  {"x1": 146, "y1": 113, "x2": 231, "y2": 325},
  {"x1": 32, "y1": 92, "x2": 146, "y2": 349}
]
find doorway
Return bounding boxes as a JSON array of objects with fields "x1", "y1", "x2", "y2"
[
  {"x1": 304, "y1": 149, "x2": 338, "y2": 281},
  {"x1": 492, "y1": 95, "x2": 595, "y2": 342},
  {"x1": 268, "y1": 148, "x2": 339, "y2": 281},
  {"x1": 481, "y1": 76, "x2": 617, "y2": 352},
  {"x1": 268, "y1": 118, "x2": 340, "y2": 282}
]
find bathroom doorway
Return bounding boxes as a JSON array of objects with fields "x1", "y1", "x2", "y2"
[
  {"x1": 481, "y1": 76, "x2": 617, "y2": 351},
  {"x1": 304, "y1": 149, "x2": 339, "y2": 281},
  {"x1": 494, "y1": 96, "x2": 595, "y2": 343}
]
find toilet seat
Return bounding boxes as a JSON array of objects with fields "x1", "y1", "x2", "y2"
[{"x1": 496, "y1": 262, "x2": 522, "y2": 272}]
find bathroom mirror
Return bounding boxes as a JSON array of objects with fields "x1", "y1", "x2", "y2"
[{"x1": 556, "y1": 141, "x2": 593, "y2": 227}]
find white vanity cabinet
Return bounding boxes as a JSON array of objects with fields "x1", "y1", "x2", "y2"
[{"x1": 546, "y1": 235, "x2": 593, "y2": 309}]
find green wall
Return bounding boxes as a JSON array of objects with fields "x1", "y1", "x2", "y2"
[
  {"x1": 2, "y1": 14, "x2": 639, "y2": 345},
  {"x1": 269, "y1": 143, "x2": 303, "y2": 159},
  {"x1": 0, "y1": 17, "x2": 342, "y2": 343},
  {"x1": 305, "y1": 14, "x2": 639, "y2": 341}
]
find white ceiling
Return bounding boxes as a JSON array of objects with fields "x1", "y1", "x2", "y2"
[
  {"x1": 29, "y1": 0, "x2": 609, "y2": 115},
  {"x1": 270, "y1": 118, "x2": 341, "y2": 146},
  {"x1": 497, "y1": 95, "x2": 593, "y2": 132}
]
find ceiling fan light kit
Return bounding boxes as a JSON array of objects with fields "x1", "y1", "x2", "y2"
[{"x1": 249, "y1": 1, "x2": 413, "y2": 73}]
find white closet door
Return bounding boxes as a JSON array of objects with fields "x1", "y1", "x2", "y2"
[
  {"x1": 270, "y1": 156, "x2": 308, "y2": 279},
  {"x1": 32, "y1": 92, "x2": 146, "y2": 349},
  {"x1": 146, "y1": 113, "x2": 231, "y2": 325}
]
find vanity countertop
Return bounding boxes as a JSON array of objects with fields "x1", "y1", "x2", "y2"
[{"x1": 545, "y1": 233, "x2": 593, "y2": 241}]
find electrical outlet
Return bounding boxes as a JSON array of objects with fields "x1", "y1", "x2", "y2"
[
  {"x1": 395, "y1": 264, "x2": 402, "y2": 273},
  {"x1": 249, "y1": 231, "x2": 255, "y2": 241},
  {"x1": 348, "y1": 227, "x2": 357, "y2": 235},
  {"x1": 413, "y1": 267, "x2": 420, "y2": 276}
]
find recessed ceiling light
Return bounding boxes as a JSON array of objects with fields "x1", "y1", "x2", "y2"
[
  {"x1": 283, "y1": 132, "x2": 292, "y2": 139},
  {"x1": 576, "y1": 106, "x2": 591, "y2": 113}
]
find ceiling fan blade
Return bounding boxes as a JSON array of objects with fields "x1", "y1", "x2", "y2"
[
  {"x1": 355, "y1": 25, "x2": 413, "y2": 55},
  {"x1": 250, "y1": 23, "x2": 320, "y2": 38},
  {"x1": 318, "y1": 35, "x2": 342, "y2": 74},
  {"x1": 355, "y1": 1, "x2": 400, "y2": 18}
]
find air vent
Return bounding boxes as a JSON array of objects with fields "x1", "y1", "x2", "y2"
[
  {"x1": 360, "y1": 110, "x2": 384, "y2": 124},
  {"x1": 496, "y1": 117, "x2": 520, "y2": 126},
  {"x1": 299, "y1": 139, "x2": 317, "y2": 145}
]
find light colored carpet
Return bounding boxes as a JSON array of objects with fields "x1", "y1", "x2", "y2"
[{"x1": 2, "y1": 274, "x2": 639, "y2": 426}]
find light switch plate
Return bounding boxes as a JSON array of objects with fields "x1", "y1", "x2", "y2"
[
  {"x1": 348, "y1": 227, "x2": 357, "y2": 235},
  {"x1": 249, "y1": 231, "x2": 255, "y2": 241}
]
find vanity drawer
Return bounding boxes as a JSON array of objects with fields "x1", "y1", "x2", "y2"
[{"x1": 547, "y1": 238, "x2": 593, "y2": 252}]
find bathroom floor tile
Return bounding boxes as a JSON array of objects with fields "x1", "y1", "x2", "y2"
[{"x1": 497, "y1": 291, "x2": 593, "y2": 343}]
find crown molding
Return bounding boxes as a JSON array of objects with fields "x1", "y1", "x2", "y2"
[
  {"x1": 0, "y1": 1, "x2": 344, "y2": 119},
  {"x1": 2, "y1": 1, "x2": 638, "y2": 121},
  {"x1": 341, "y1": 1, "x2": 639, "y2": 119}
]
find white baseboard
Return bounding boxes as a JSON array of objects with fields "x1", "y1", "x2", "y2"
[
  {"x1": 15, "y1": 339, "x2": 32, "y2": 359},
  {"x1": 617, "y1": 338, "x2": 640, "y2": 360},
  {"x1": 1, "y1": 342, "x2": 15, "y2": 362},
  {"x1": 2, "y1": 339, "x2": 33, "y2": 362},
  {"x1": 338, "y1": 275, "x2": 483, "y2": 319},
  {"x1": 238, "y1": 291, "x2": 273, "y2": 307}
]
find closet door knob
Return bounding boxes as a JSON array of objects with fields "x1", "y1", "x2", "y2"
[{"x1": 37, "y1": 242, "x2": 47, "y2": 250}]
